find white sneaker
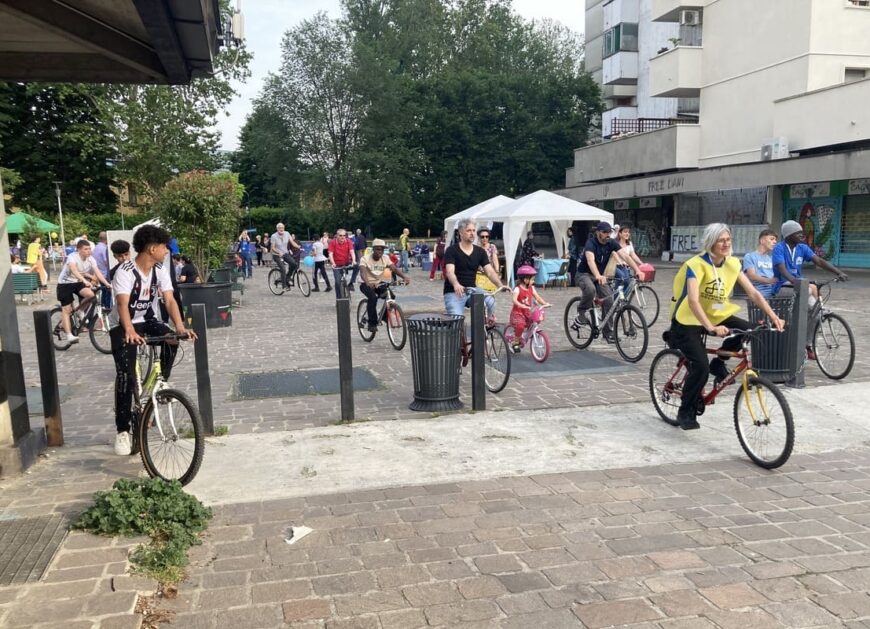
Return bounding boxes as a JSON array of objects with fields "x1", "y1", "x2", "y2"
[
  {"x1": 114, "y1": 431, "x2": 132, "y2": 456},
  {"x1": 67, "y1": 334, "x2": 79, "y2": 343}
]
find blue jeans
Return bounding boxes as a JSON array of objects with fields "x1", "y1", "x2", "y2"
[
  {"x1": 614, "y1": 265, "x2": 633, "y2": 297},
  {"x1": 400, "y1": 250, "x2": 410, "y2": 272},
  {"x1": 240, "y1": 253, "x2": 252, "y2": 278},
  {"x1": 444, "y1": 286, "x2": 495, "y2": 318}
]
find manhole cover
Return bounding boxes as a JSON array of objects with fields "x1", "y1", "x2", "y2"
[
  {"x1": 0, "y1": 515, "x2": 67, "y2": 585},
  {"x1": 511, "y1": 350, "x2": 631, "y2": 377},
  {"x1": 236, "y1": 368, "x2": 380, "y2": 400}
]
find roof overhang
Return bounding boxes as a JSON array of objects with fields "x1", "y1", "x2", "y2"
[{"x1": 0, "y1": 0, "x2": 223, "y2": 84}]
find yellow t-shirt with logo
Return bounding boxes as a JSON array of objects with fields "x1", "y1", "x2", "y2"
[{"x1": 670, "y1": 253, "x2": 741, "y2": 326}]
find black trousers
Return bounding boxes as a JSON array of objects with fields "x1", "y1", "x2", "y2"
[
  {"x1": 669, "y1": 315, "x2": 750, "y2": 414},
  {"x1": 272, "y1": 253, "x2": 298, "y2": 286},
  {"x1": 568, "y1": 258, "x2": 578, "y2": 287},
  {"x1": 360, "y1": 283, "x2": 388, "y2": 327},
  {"x1": 313, "y1": 260, "x2": 330, "y2": 289},
  {"x1": 110, "y1": 320, "x2": 177, "y2": 433}
]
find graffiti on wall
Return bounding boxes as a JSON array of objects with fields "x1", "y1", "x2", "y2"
[{"x1": 785, "y1": 197, "x2": 841, "y2": 263}]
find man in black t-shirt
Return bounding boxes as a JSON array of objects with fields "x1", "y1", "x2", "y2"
[
  {"x1": 444, "y1": 218, "x2": 506, "y2": 320},
  {"x1": 573, "y1": 221, "x2": 646, "y2": 339}
]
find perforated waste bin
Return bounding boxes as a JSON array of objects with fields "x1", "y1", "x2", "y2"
[
  {"x1": 407, "y1": 313, "x2": 464, "y2": 412},
  {"x1": 747, "y1": 295, "x2": 796, "y2": 383}
]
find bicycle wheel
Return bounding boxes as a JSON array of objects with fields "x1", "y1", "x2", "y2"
[
  {"x1": 267, "y1": 268, "x2": 285, "y2": 295},
  {"x1": 631, "y1": 285, "x2": 660, "y2": 327},
  {"x1": 295, "y1": 270, "x2": 311, "y2": 297},
  {"x1": 356, "y1": 299, "x2": 376, "y2": 342},
  {"x1": 563, "y1": 297, "x2": 594, "y2": 350},
  {"x1": 529, "y1": 330, "x2": 550, "y2": 363},
  {"x1": 88, "y1": 312, "x2": 112, "y2": 354},
  {"x1": 49, "y1": 306, "x2": 72, "y2": 351},
  {"x1": 614, "y1": 304, "x2": 649, "y2": 363},
  {"x1": 733, "y1": 374, "x2": 794, "y2": 469},
  {"x1": 812, "y1": 313, "x2": 855, "y2": 380},
  {"x1": 649, "y1": 349, "x2": 685, "y2": 426},
  {"x1": 484, "y1": 327, "x2": 511, "y2": 393},
  {"x1": 139, "y1": 388, "x2": 204, "y2": 486},
  {"x1": 386, "y1": 303, "x2": 407, "y2": 351}
]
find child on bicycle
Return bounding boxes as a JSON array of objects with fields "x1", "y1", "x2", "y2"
[{"x1": 509, "y1": 265, "x2": 550, "y2": 352}]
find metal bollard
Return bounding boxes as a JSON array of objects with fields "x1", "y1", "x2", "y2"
[
  {"x1": 336, "y1": 297, "x2": 355, "y2": 422},
  {"x1": 33, "y1": 310, "x2": 63, "y2": 446},
  {"x1": 470, "y1": 292, "x2": 486, "y2": 411},
  {"x1": 786, "y1": 278, "x2": 809, "y2": 388},
  {"x1": 190, "y1": 304, "x2": 215, "y2": 434}
]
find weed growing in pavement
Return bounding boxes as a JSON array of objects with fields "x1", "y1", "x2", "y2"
[{"x1": 74, "y1": 478, "x2": 213, "y2": 584}]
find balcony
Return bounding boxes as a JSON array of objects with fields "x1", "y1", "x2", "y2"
[
  {"x1": 603, "y1": 0, "x2": 639, "y2": 30},
  {"x1": 773, "y1": 78, "x2": 870, "y2": 153},
  {"x1": 603, "y1": 51, "x2": 638, "y2": 85},
  {"x1": 603, "y1": 84, "x2": 638, "y2": 100},
  {"x1": 650, "y1": 46, "x2": 702, "y2": 97},
  {"x1": 573, "y1": 123, "x2": 700, "y2": 183},
  {"x1": 651, "y1": 0, "x2": 709, "y2": 22},
  {"x1": 602, "y1": 108, "x2": 638, "y2": 137}
]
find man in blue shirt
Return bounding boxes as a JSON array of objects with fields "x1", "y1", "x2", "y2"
[
  {"x1": 742, "y1": 229, "x2": 778, "y2": 298},
  {"x1": 772, "y1": 220, "x2": 848, "y2": 357}
]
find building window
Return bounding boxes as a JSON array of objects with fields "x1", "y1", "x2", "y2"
[
  {"x1": 847, "y1": 0, "x2": 870, "y2": 6},
  {"x1": 845, "y1": 68, "x2": 868, "y2": 83},
  {"x1": 603, "y1": 23, "x2": 638, "y2": 58}
]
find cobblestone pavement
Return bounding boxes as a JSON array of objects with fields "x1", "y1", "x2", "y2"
[
  {"x1": 13, "y1": 263, "x2": 870, "y2": 448},
  {"x1": 4, "y1": 446, "x2": 870, "y2": 627}
]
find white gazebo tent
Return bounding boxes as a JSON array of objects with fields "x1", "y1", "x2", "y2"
[
  {"x1": 442, "y1": 195, "x2": 513, "y2": 237},
  {"x1": 475, "y1": 190, "x2": 614, "y2": 283}
]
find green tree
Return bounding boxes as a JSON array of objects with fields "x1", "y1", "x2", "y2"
[{"x1": 153, "y1": 171, "x2": 243, "y2": 274}]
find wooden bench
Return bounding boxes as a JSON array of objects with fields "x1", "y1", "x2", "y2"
[{"x1": 12, "y1": 273, "x2": 42, "y2": 304}]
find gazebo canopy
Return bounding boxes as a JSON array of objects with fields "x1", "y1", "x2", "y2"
[
  {"x1": 475, "y1": 190, "x2": 614, "y2": 282},
  {"x1": 4, "y1": 211, "x2": 59, "y2": 234},
  {"x1": 443, "y1": 195, "x2": 513, "y2": 237}
]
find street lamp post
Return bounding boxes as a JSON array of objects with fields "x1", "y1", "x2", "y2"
[{"x1": 53, "y1": 181, "x2": 66, "y2": 250}]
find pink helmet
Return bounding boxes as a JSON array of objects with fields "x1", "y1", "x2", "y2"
[{"x1": 516, "y1": 265, "x2": 537, "y2": 278}]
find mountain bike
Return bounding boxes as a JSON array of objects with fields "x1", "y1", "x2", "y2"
[
  {"x1": 649, "y1": 324, "x2": 794, "y2": 469},
  {"x1": 357, "y1": 282, "x2": 407, "y2": 350},
  {"x1": 563, "y1": 279, "x2": 649, "y2": 362},
  {"x1": 504, "y1": 304, "x2": 551, "y2": 363},
  {"x1": 808, "y1": 277, "x2": 854, "y2": 380},
  {"x1": 130, "y1": 333, "x2": 204, "y2": 486},
  {"x1": 267, "y1": 257, "x2": 311, "y2": 297},
  {"x1": 457, "y1": 286, "x2": 512, "y2": 393},
  {"x1": 50, "y1": 286, "x2": 112, "y2": 353}
]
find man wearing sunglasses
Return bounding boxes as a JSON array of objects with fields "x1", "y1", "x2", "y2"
[{"x1": 328, "y1": 228, "x2": 359, "y2": 296}]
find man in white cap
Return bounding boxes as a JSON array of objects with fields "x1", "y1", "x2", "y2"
[
  {"x1": 772, "y1": 219, "x2": 848, "y2": 359},
  {"x1": 359, "y1": 239, "x2": 411, "y2": 332}
]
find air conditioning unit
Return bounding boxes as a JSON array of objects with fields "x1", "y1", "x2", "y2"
[
  {"x1": 760, "y1": 142, "x2": 773, "y2": 161},
  {"x1": 761, "y1": 137, "x2": 790, "y2": 161},
  {"x1": 680, "y1": 9, "x2": 701, "y2": 26}
]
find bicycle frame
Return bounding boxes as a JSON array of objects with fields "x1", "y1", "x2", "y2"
[
  {"x1": 589, "y1": 282, "x2": 630, "y2": 331},
  {"x1": 135, "y1": 346, "x2": 180, "y2": 442}
]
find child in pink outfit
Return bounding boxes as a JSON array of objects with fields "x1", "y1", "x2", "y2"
[{"x1": 509, "y1": 265, "x2": 549, "y2": 351}]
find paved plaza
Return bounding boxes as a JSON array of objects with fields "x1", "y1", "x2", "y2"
[{"x1": 2, "y1": 261, "x2": 870, "y2": 627}]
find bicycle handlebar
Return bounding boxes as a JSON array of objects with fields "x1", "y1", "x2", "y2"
[{"x1": 142, "y1": 332, "x2": 193, "y2": 345}]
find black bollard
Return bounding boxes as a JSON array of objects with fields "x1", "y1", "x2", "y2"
[
  {"x1": 336, "y1": 297, "x2": 355, "y2": 422},
  {"x1": 470, "y1": 292, "x2": 486, "y2": 411},
  {"x1": 190, "y1": 304, "x2": 215, "y2": 434},
  {"x1": 33, "y1": 310, "x2": 63, "y2": 446},
  {"x1": 786, "y1": 278, "x2": 809, "y2": 388}
]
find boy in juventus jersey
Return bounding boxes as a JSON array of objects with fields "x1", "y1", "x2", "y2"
[{"x1": 109, "y1": 225, "x2": 196, "y2": 455}]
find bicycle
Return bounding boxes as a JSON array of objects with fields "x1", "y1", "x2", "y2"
[
  {"x1": 457, "y1": 286, "x2": 512, "y2": 393},
  {"x1": 50, "y1": 286, "x2": 112, "y2": 354},
  {"x1": 356, "y1": 282, "x2": 407, "y2": 350},
  {"x1": 649, "y1": 324, "x2": 795, "y2": 469},
  {"x1": 624, "y1": 278, "x2": 660, "y2": 327},
  {"x1": 808, "y1": 277, "x2": 854, "y2": 380},
  {"x1": 504, "y1": 305, "x2": 552, "y2": 363},
  {"x1": 563, "y1": 278, "x2": 649, "y2": 362},
  {"x1": 267, "y1": 257, "x2": 311, "y2": 297},
  {"x1": 333, "y1": 265, "x2": 356, "y2": 298},
  {"x1": 130, "y1": 333, "x2": 204, "y2": 485}
]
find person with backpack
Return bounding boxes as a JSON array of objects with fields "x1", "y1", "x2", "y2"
[{"x1": 430, "y1": 230, "x2": 448, "y2": 281}]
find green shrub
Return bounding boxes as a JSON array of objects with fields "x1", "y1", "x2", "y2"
[{"x1": 74, "y1": 477, "x2": 212, "y2": 584}]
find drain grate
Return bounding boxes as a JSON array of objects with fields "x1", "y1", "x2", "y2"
[
  {"x1": 236, "y1": 367, "x2": 380, "y2": 400},
  {"x1": 0, "y1": 515, "x2": 67, "y2": 585}
]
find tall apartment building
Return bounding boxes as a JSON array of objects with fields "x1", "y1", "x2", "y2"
[{"x1": 563, "y1": 0, "x2": 870, "y2": 266}]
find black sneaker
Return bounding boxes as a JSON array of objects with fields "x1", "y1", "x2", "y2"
[
  {"x1": 367, "y1": 324, "x2": 378, "y2": 332},
  {"x1": 710, "y1": 358, "x2": 729, "y2": 385},
  {"x1": 325, "y1": 286, "x2": 332, "y2": 292},
  {"x1": 678, "y1": 408, "x2": 700, "y2": 430},
  {"x1": 311, "y1": 287, "x2": 320, "y2": 292},
  {"x1": 348, "y1": 284, "x2": 355, "y2": 292},
  {"x1": 602, "y1": 330, "x2": 615, "y2": 344}
]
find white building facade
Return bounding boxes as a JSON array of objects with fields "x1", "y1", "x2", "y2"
[{"x1": 564, "y1": 0, "x2": 870, "y2": 266}]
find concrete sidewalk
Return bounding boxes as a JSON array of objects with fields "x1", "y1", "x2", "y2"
[{"x1": 2, "y1": 380, "x2": 870, "y2": 627}]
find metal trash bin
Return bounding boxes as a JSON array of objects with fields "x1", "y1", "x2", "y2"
[
  {"x1": 407, "y1": 313, "x2": 464, "y2": 412},
  {"x1": 747, "y1": 295, "x2": 796, "y2": 383}
]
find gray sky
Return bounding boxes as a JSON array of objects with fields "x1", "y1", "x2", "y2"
[{"x1": 216, "y1": 0, "x2": 585, "y2": 151}]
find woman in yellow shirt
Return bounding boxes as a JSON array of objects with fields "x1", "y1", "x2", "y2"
[
  {"x1": 669, "y1": 223, "x2": 784, "y2": 430},
  {"x1": 25, "y1": 236, "x2": 47, "y2": 288}
]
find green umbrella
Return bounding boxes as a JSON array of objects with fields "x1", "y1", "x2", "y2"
[{"x1": 4, "y1": 211, "x2": 60, "y2": 234}]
